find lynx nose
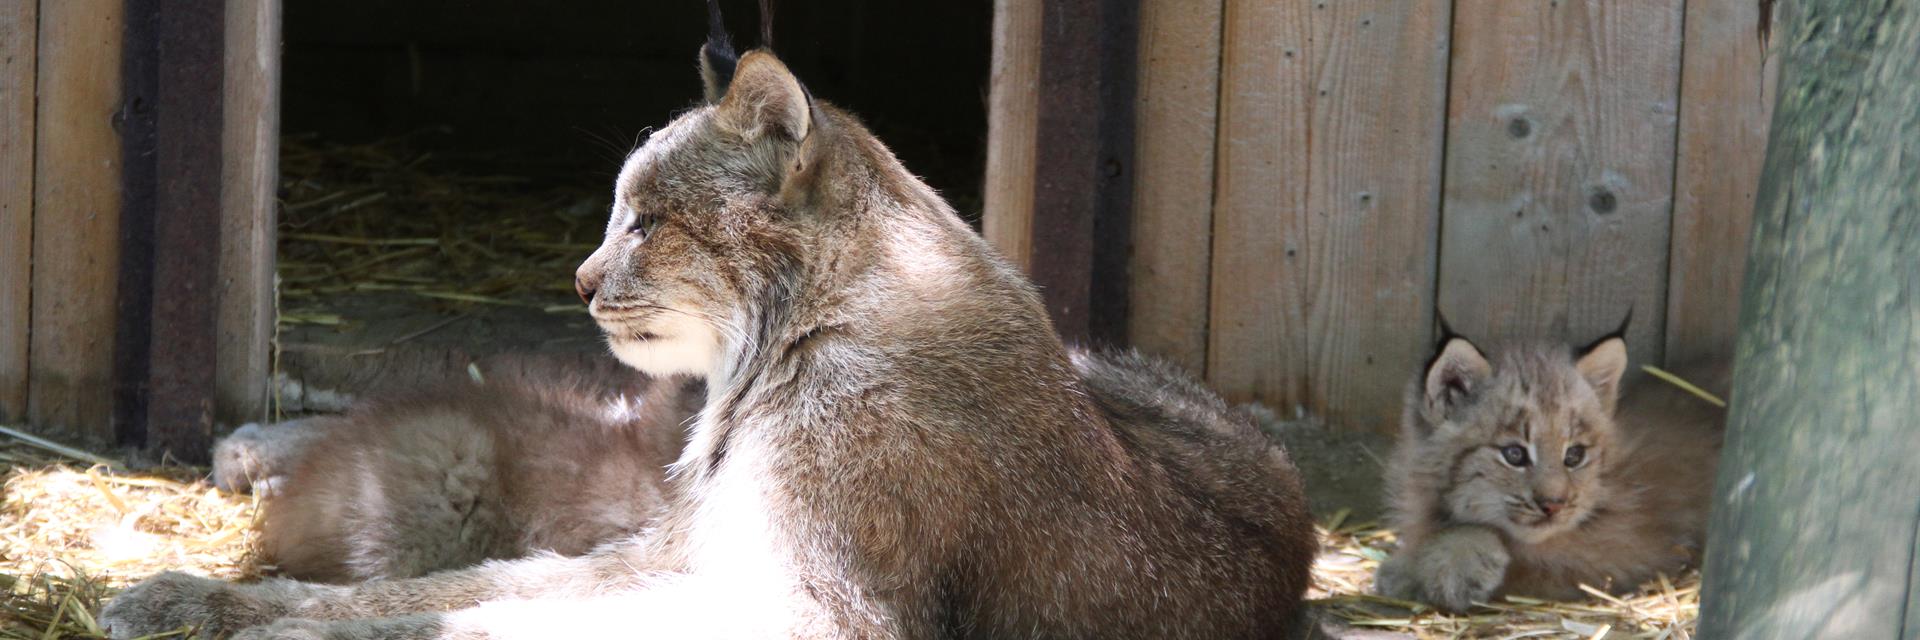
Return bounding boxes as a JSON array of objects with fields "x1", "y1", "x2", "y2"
[
  {"x1": 574, "y1": 275, "x2": 598, "y2": 305},
  {"x1": 1535, "y1": 496, "x2": 1567, "y2": 516}
]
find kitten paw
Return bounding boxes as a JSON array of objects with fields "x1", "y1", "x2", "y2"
[
  {"x1": 101, "y1": 572, "x2": 288, "y2": 639},
  {"x1": 1374, "y1": 527, "x2": 1510, "y2": 612}
]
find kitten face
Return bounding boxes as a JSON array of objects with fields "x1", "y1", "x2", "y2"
[{"x1": 1413, "y1": 338, "x2": 1628, "y2": 544}]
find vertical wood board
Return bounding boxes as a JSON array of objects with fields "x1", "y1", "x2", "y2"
[
  {"x1": 0, "y1": 0, "x2": 35, "y2": 423},
  {"x1": 1439, "y1": 0, "x2": 1684, "y2": 367},
  {"x1": 144, "y1": 0, "x2": 228, "y2": 460},
  {"x1": 1208, "y1": 1, "x2": 1449, "y2": 431},
  {"x1": 1665, "y1": 0, "x2": 1777, "y2": 367},
  {"x1": 216, "y1": 0, "x2": 280, "y2": 429},
  {"x1": 1207, "y1": 0, "x2": 1312, "y2": 407},
  {"x1": 1297, "y1": 3, "x2": 1450, "y2": 433},
  {"x1": 1126, "y1": 0, "x2": 1222, "y2": 374},
  {"x1": 29, "y1": 0, "x2": 123, "y2": 440},
  {"x1": 983, "y1": 0, "x2": 1040, "y2": 273}
]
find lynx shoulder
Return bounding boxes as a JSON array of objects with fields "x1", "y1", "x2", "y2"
[{"x1": 1375, "y1": 332, "x2": 1726, "y2": 611}]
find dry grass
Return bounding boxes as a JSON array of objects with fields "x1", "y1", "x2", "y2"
[
  {"x1": 276, "y1": 133, "x2": 605, "y2": 325},
  {"x1": 1308, "y1": 511, "x2": 1701, "y2": 639},
  {"x1": 0, "y1": 441, "x2": 260, "y2": 639},
  {"x1": 0, "y1": 438, "x2": 1701, "y2": 640}
]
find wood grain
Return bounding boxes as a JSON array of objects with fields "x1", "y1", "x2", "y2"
[
  {"x1": 1126, "y1": 0, "x2": 1222, "y2": 374},
  {"x1": 29, "y1": 0, "x2": 123, "y2": 441},
  {"x1": 1, "y1": 0, "x2": 35, "y2": 423},
  {"x1": 1438, "y1": 0, "x2": 1684, "y2": 369},
  {"x1": 216, "y1": 0, "x2": 281, "y2": 428},
  {"x1": 982, "y1": 0, "x2": 1040, "y2": 272},
  {"x1": 1208, "y1": 1, "x2": 1449, "y2": 431},
  {"x1": 1664, "y1": 0, "x2": 1777, "y2": 367}
]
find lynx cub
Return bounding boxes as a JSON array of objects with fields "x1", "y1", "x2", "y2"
[
  {"x1": 212, "y1": 370, "x2": 701, "y2": 582},
  {"x1": 99, "y1": 29, "x2": 1316, "y2": 640},
  {"x1": 1375, "y1": 332, "x2": 1725, "y2": 612}
]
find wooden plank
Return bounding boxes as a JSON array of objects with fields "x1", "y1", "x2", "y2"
[
  {"x1": 1438, "y1": 0, "x2": 1684, "y2": 369},
  {"x1": 1026, "y1": 0, "x2": 1138, "y2": 344},
  {"x1": 1664, "y1": 0, "x2": 1777, "y2": 367},
  {"x1": 29, "y1": 0, "x2": 123, "y2": 441},
  {"x1": 982, "y1": 0, "x2": 1041, "y2": 273},
  {"x1": 215, "y1": 0, "x2": 279, "y2": 430},
  {"x1": 0, "y1": 0, "x2": 35, "y2": 423},
  {"x1": 1125, "y1": 0, "x2": 1222, "y2": 374},
  {"x1": 1208, "y1": 1, "x2": 1450, "y2": 431},
  {"x1": 143, "y1": 0, "x2": 228, "y2": 461}
]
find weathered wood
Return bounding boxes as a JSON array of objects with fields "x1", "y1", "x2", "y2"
[
  {"x1": 1438, "y1": 0, "x2": 1683, "y2": 367},
  {"x1": 1208, "y1": 1, "x2": 1449, "y2": 431},
  {"x1": 982, "y1": 0, "x2": 1040, "y2": 273},
  {"x1": 216, "y1": 0, "x2": 279, "y2": 430},
  {"x1": 143, "y1": 0, "x2": 228, "y2": 461},
  {"x1": 1026, "y1": 0, "x2": 1137, "y2": 344},
  {"x1": 1125, "y1": 0, "x2": 1222, "y2": 374},
  {"x1": 29, "y1": 0, "x2": 123, "y2": 442},
  {"x1": 1664, "y1": 0, "x2": 1777, "y2": 367},
  {"x1": 0, "y1": 0, "x2": 35, "y2": 423},
  {"x1": 1698, "y1": 2, "x2": 1920, "y2": 636}
]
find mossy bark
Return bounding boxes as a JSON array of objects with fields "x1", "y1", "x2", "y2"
[{"x1": 1697, "y1": 1, "x2": 1920, "y2": 637}]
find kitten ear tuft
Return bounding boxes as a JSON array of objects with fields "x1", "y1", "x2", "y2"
[
  {"x1": 1424, "y1": 338, "x2": 1491, "y2": 416},
  {"x1": 1575, "y1": 337, "x2": 1628, "y2": 413},
  {"x1": 714, "y1": 51, "x2": 812, "y2": 142}
]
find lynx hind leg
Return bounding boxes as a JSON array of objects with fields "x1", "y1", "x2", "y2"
[
  {"x1": 1375, "y1": 526, "x2": 1510, "y2": 612},
  {"x1": 262, "y1": 411, "x2": 512, "y2": 582},
  {"x1": 212, "y1": 417, "x2": 348, "y2": 495}
]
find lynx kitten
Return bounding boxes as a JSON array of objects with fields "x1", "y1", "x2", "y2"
[{"x1": 1375, "y1": 332, "x2": 1725, "y2": 611}]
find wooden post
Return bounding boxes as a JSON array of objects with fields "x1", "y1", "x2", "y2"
[
  {"x1": 30, "y1": 0, "x2": 125, "y2": 443},
  {"x1": 1697, "y1": 1, "x2": 1920, "y2": 636},
  {"x1": 0, "y1": 1, "x2": 35, "y2": 424},
  {"x1": 216, "y1": 0, "x2": 281, "y2": 430},
  {"x1": 1025, "y1": 0, "x2": 1138, "y2": 345},
  {"x1": 983, "y1": 0, "x2": 1041, "y2": 274},
  {"x1": 142, "y1": 0, "x2": 229, "y2": 460}
]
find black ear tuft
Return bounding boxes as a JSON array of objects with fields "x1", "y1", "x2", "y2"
[
  {"x1": 758, "y1": 0, "x2": 777, "y2": 50},
  {"x1": 1578, "y1": 307, "x2": 1633, "y2": 357},
  {"x1": 700, "y1": 0, "x2": 739, "y2": 104}
]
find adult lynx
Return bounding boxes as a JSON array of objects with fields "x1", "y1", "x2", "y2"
[
  {"x1": 1375, "y1": 331, "x2": 1725, "y2": 612},
  {"x1": 102, "y1": 33, "x2": 1316, "y2": 640}
]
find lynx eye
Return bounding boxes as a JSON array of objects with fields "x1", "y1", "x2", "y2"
[
  {"x1": 1499, "y1": 444, "x2": 1531, "y2": 467},
  {"x1": 627, "y1": 212, "x2": 661, "y2": 239},
  {"x1": 1564, "y1": 445, "x2": 1588, "y2": 468}
]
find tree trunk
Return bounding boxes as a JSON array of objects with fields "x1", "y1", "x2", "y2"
[{"x1": 1697, "y1": 1, "x2": 1920, "y2": 638}]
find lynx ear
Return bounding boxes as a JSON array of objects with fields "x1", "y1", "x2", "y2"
[
  {"x1": 1424, "y1": 338, "x2": 1491, "y2": 416},
  {"x1": 1575, "y1": 337, "x2": 1628, "y2": 413},
  {"x1": 714, "y1": 51, "x2": 811, "y2": 142}
]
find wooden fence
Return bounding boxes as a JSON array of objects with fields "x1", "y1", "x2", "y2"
[
  {"x1": 987, "y1": 0, "x2": 1777, "y2": 432},
  {"x1": 0, "y1": 0, "x2": 280, "y2": 453}
]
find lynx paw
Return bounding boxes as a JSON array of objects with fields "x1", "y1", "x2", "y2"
[
  {"x1": 230, "y1": 618, "x2": 332, "y2": 640},
  {"x1": 100, "y1": 572, "x2": 287, "y2": 639},
  {"x1": 1375, "y1": 527, "x2": 1510, "y2": 612}
]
